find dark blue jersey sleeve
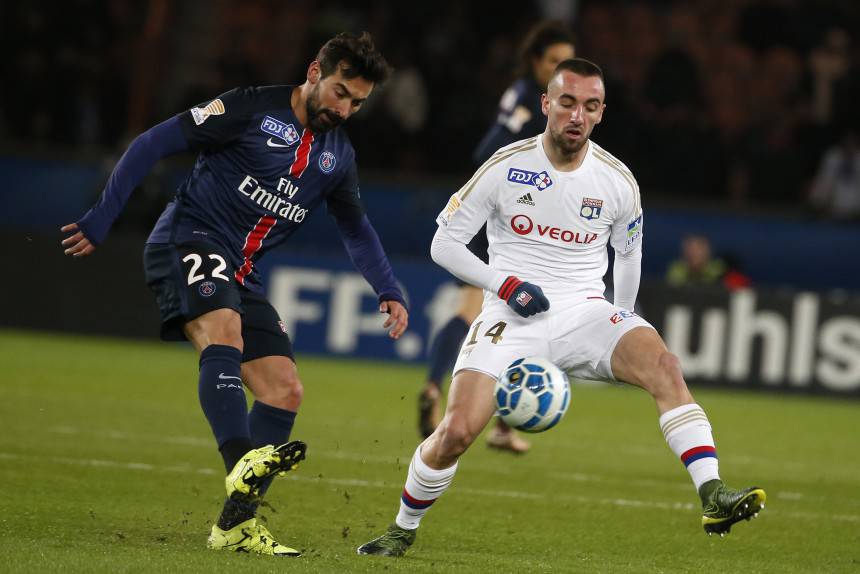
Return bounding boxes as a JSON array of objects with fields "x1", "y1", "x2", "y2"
[
  {"x1": 177, "y1": 87, "x2": 264, "y2": 150},
  {"x1": 325, "y1": 161, "x2": 365, "y2": 219},
  {"x1": 77, "y1": 116, "x2": 188, "y2": 245},
  {"x1": 335, "y1": 213, "x2": 406, "y2": 308},
  {"x1": 329, "y1": 160, "x2": 402, "y2": 306}
]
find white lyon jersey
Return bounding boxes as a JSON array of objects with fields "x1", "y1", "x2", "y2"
[{"x1": 436, "y1": 135, "x2": 643, "y2": 299}]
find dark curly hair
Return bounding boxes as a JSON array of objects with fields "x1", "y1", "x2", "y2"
[{"x1": 316, "y1": 31, "x2": 391, "y2": 84}]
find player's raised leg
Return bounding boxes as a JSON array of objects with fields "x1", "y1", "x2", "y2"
[
  {"x1": 420, "y1": 286, "x2": 529, "y2": 453},
  {"x1": 359, "y1": 369, "x2": 498, "y2": 557},
  {"x1": 611, "y1": 326, "x2": 766, "y2": 535},
  {"x1": 185, "y1": 311, "x2": 305, "y2": 555},
  {"x1": 208, "y1": 354, "x2": 307, "y2": 553}
]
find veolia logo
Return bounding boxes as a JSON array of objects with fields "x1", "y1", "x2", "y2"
[{"x1": 510, "y1": 214, "x2": 534, "y2": 235}]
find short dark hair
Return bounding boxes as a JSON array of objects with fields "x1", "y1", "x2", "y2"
[
  {"x1": 316, "y1": 31, "x2": 391, "y2": 84},
  {"x1": 519, "y1": 21, "x2": 575, "y2": 76},
  {"x1": 553, "y1": 58, "x2": 604, "y2": 82}
]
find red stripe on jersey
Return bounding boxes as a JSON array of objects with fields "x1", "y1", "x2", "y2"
[
  {"x1": 288, "y1": 129, "x2": 315, "y2": 178},
  {"x1": 234, "y1": 216, "x2": 277, "y2": 285}
]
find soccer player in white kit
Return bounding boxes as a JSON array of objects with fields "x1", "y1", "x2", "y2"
[{"x1": 358, "y1": 59, "x2": 766, "y2": 557}]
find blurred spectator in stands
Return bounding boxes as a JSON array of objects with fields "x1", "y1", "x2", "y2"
[
  {"x1": 809, "y1": 27, "x2": 853, "y2": 128},
  {"x1": 667, "y1": 234, "x2": 754, "y2": 290},
  {"x1": 666, "y1": 234, "x2": 727, "y2": 286},
  {"x1": 809, "y1": 129, "x2": 860, "y2": 221}
]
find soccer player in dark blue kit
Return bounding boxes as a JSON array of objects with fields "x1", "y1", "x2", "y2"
[
  {"x1": 61, "y1": 32, "x2": 408, "y2": 557},
  {"x1": 418, "y1": 21, "x2": 574, "y2": 453}
]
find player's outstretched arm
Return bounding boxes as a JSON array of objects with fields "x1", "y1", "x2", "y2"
[
  {"x1": 334, "y1": 214, "x2": 409, "y2": 338},
  {"x1": 497, "y1": 277, "x2": 550, "y2": 318},
  {"x1": 430, "y1": 226, "x2": 549, "y2": 318},
  {"x1": 61, "y1": 116, "x2": 189, "y2": 256}
]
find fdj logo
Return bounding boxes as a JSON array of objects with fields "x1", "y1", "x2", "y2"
[
  {"x1": 508, "y1": 168, "x2": 536, "y2": 184},
  {"x1": 507, "y1": 168, "x2": 553, "y2": 190},
  {"x1": 261, "y1": 116, "x2": 300, "y2": 145}
]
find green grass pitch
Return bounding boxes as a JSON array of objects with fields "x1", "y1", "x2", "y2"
[{"x1": 1, "y1": 330, "x2": 858, "y2": 573}]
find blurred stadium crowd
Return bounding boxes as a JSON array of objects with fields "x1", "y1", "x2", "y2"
[{"x1": 2, "y1": 0, "x2": 859, "y2": 217}]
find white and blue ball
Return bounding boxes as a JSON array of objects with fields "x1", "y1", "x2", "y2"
[{"x1": 494, "y1": 357, "x2": 570, "y2": 433}]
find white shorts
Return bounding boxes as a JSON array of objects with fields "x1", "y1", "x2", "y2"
[{"x1": 452, "y1": 296, "x2": 655, "y2": 382}]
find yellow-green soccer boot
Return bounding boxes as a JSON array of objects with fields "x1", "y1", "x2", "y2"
[
  {"x1": 700, "y1": 480, "x2": 766, "y2": 536},
  {"x1": 357, "y1": 524, "x2": 416, "y2": 557},
  {"x1": 225, "y1": 441, "x2": 307, "y2": 498},
  {"x1": 208, "y1": 518, "x2": 300, "y2": 556}
]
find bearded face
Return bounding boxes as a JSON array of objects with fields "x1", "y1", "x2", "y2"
[
  {"x1": 547, "y1": 117, "x2": 590, "y2": 155},
  {"x1": 305, "y1": 82, "x2": 345, "y2": 133}
]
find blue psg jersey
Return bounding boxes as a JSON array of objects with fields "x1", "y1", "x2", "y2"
[
  {"x1": 473, "y1": 77, "x2": 545, "y2": 165},
  {"x1": 148, "y1": 85, "x2": 364, "y2": 292}
]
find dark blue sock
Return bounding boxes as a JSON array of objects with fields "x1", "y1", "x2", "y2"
[
  {"x1": 427, "y1": 316, "x2": 470, "y2": 386},
  {"x1": 249, "y1": 400, "x2": 298, "y2": 447},
  {"x1": 198, "y1": 344, "x2": 251, "y2": 471},
  {"x1": 248, "y1": 400, "x2": 298, "y2": 498}
]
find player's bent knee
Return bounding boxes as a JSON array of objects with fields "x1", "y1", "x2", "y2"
[
  {"x1": 436, "y1": 417, "x2": 479, "y2": 459},
  {"x1": 653, "y1": 351, "x2": 690, "y2": 400},
  {"x1": 657, "y1": 351, "x2": 682, "y2": 377},
  {"x1": 185, "y1": 309, "x2": 243, "y2": 352},
  {"x1": 262, "y1": 374, "x2": 303, "y2": 410}
]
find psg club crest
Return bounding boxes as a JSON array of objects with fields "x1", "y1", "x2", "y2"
[
  {"x1": 579, "y1": 197, "x2": 603, "y2": 220},
  {"x1": 199, "y1": 281, "x2": 217, "y2": 297},
  {"x1": 319, "y1": 151, "x2": 336, "y2": 173}
]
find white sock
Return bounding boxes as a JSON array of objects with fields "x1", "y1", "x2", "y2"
[
  {"x1": 395, "y1": 445, "x2": 458, "y2": 530},
  {"x1": 659, "y1": 403, "x2": 720, "y2": 491}
]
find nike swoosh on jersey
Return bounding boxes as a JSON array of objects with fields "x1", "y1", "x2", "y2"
[
  {"x1": 218, "y1": 373, "x2": 242, "y2": 381},
  {"x1": 266, "y1": 137, "x2": 290, "y2": 148}
]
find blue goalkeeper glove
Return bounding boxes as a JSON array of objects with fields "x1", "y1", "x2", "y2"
[{"x1": 498, "y1": 276, "x2": 550, "y2": 318}]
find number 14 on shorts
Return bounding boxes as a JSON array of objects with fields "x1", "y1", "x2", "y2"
[{"x1": 465, "y1": 321, "x2": 508, "y2": 345}]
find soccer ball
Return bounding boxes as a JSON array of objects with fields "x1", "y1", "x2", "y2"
[{"x1": 494, "y1": 357, "x2": 570, "y2": 433}]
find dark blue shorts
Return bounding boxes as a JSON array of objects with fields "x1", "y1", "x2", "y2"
[{"x1": 143, "y1": 241, "x2": 293, "y2": 362}]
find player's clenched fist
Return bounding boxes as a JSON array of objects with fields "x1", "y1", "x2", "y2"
[{"x1": 498, "y1": 276, "x2": 550, "y2": 318}]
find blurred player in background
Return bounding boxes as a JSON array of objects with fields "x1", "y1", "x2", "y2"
[
  {"x1": 61, "y1": 32, "x2": 408, "y2": 557},
  {"x1": 418, "y1": 21, "x2": 575, "y2": 453},
  {"x1": 360, "y1": 58, "x2": 765, "y2": 557}
]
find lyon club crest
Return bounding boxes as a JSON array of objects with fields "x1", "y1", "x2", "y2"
[{"x1": 580, "y1": 197, "x2": 603, "y2": 220}]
